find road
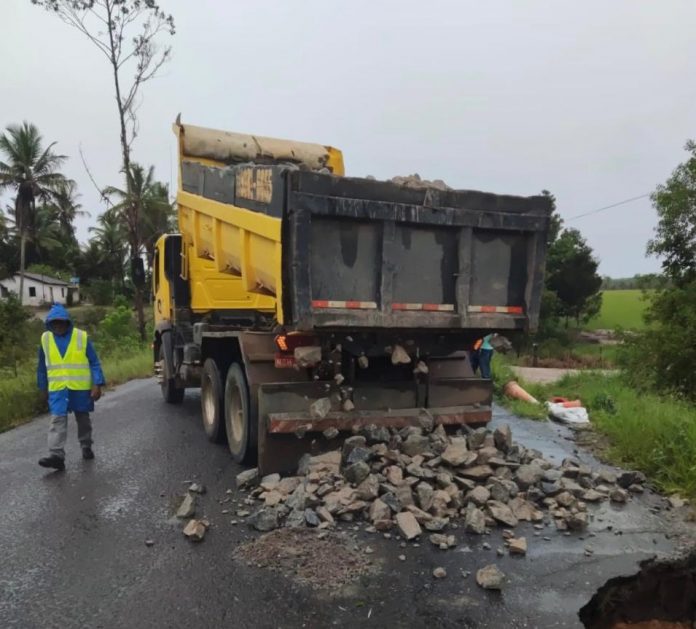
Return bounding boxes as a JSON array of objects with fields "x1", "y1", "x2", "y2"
[{"x1": 0, "y1": 378, "x2": 684, "y2": 629}]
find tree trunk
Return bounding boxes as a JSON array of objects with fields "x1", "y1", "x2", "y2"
[
  {"x1": 18, "y1": 232, "x2": 27, "y2": 306},
  {"x1": 105, "y1": 2, "x2": 145, "y2": 340}
]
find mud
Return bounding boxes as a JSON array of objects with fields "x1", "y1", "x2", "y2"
[{"x1": 579, "y1": 551, "x2": 696, "y2": 629}]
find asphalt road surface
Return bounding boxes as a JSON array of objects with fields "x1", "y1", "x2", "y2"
[{"x1": 0, "y1": 378, "x2": 684, "y2": 629}]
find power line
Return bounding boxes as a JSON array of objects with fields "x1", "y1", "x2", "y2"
[{"x1": 566, "y1": 193, "x2": 651, "y2": 222}]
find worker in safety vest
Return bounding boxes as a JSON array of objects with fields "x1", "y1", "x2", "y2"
[
  {"x1": 470, "y1": 333, "x2": 494, "y2": 379},
  {"x1": 37, "y1": 304, "x2": 105, "y2": 471}
]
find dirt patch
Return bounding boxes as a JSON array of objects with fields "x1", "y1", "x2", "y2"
[
  {"x1": 578, "y1": 552, "x2": 696, "y2": 628},
  {"x1": 233, "y1": 528, "x2": 376, "y2": 589}
]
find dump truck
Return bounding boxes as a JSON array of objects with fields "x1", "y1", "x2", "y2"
[{"x1": 152, "y1": 118, "x2": 552, "y2": 474}]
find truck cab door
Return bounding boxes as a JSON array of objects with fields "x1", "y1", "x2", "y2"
[{"x1": 153, "y1": 236, "x2": 173, "y2": 326}]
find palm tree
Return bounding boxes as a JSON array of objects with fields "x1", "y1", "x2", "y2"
[
  {"x1": 103, "y1": 163, "x2": 174, "y2": 262},
  {"x1": 89, "y1": 211, "x2": 128, "y2": 289},
  {"x1": 0, "y1": 122, "x2": 66, "y2": 303},
  {"x1": 51, "y1": 179, "x2": 89, "y2": 242},
  {"x1": 7, "y1": 204, "x2": 64, "y2": 262},
  {"x1": 103, "y1": 163, "x2": 173, "y2": 338}
]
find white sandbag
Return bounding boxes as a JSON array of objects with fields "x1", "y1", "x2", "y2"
[{"x1": 547, "y1": 402, "x2": 590, "y2": 425}]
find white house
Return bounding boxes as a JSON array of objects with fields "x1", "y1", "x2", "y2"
[{"x1": 0, "y1": 273, "x2": 80, "y2": 307}]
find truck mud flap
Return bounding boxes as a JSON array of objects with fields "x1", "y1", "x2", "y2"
[{"x1": 256, "y1": 380, "x2": 492, "y2": 475}]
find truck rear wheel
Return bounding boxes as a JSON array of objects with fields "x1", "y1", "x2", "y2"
[
  {"x1": 201, "y1": 359, "x2": 226, "y2": 443},
  {"x1": 160, "y1": 342, "x2": 184, "y2": 404},
  {"x1": 224, "y1": 363, "x2": 257, "y2": 464}
]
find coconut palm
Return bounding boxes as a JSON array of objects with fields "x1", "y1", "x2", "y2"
[
  {"x1": 102, "y1": 163, "x2": 174, "y2": 268},
  {"x1": 51, "y1": 179, "x2": 89, "y2": 241},
  {"x1": 0, "y1": 122, "x2": 67, "y2": 303},
  {"x1": 89, "y1": 211, "x2": 128, "y2": 288}
]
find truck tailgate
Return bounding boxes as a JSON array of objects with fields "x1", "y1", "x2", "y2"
[{"x1": 286, "y1": 173, "x2": 551, "y2": 331}]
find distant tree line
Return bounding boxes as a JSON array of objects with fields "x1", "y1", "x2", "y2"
[
  {"x1": 601, "y1": 274, "x2": 669, "y2": 290},
  {"x1": 0, "y1": 121, "x2": 175, "y2": 306}
]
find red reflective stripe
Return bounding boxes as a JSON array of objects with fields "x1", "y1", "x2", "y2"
[
  {"x1": 312, "y1": 300, "x2": 377, "y2": 310},
  {"x1": 468, "y1": 305, "x2": 524, "y2": 314},
  {"x1": 392, "y1": 303, "x2": 454, "y2": 312}
]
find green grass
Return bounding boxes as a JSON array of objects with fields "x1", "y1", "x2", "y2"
[
  {"x1": 586, "y1": 289, "x2": 650, "y2": 330},
  {"x1": 0, "y1": 347, "x2": 152, "y2": 433},
  {"x1": 499, "y1": 361, "x2": 696, "y2": 498}
]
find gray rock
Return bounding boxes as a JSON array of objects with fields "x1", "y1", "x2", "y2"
[
  {"x1": 476, "y1": 564, "x2": 505, "y2": 590},
  {"x1": 396, "y1": 512, "x2": 422, "y2": 540},
  {"x1": 526, "y1": 487, "x2": 545, "y2": 503},
  {"x1": 322, "y1": 427, "x2": 339, "y2": 440},
  {"x1": 344, "y1": 461, "x2": 371, "y2": 486},
  {"x1": 617, "y1": 470, "x2": 647, "y2": 489},
  {"x1": 341, "y1": 435, "x2": 367, "y2": 465},
  {"x1": 424, "y1": 517, "x2": 448, "y2": 532},
  {"x1": 309, "y1": 397, "x2": 332, "y2": 419},
  {"x1": 176, "y1": 493, "x2": 196, "y2": 519},
  {"x1": 515, "y1": 463, "x2": 544, "y2": 489},
  {"x1": 236, "y1": 468, "x2": 259, "y2": 489},
  {"x1": 285, "y1": 485, "x2": 308, "y2": 511},
  {"x1": 285, "y1": 509, "x2": 306, "y2": 528},
  {"x1": 464, "y1": 505, "x2": 487, "y2": 534},
  {"x1": 182, "y1": 519, "x2": 208, "y2": 542},
  {"x1": 381, "y1": 492, "x2": 402, "y2": 513},
  {"x1": 493, "y1": 425, "x2": 512, "y2": 452},
  {"x1": 488, "y1": 479, "x2": 510, "y2": 503},
  {"x1": 566, "y1": 512, "x2": 588, "y2": 531},
  {"x1": 356, "y1": 474, "x2": 380, "y2": 501},
  {"x1": 369, "y1": 498, "x2": 391, "y2": 522},
  {"x1": 468, "y1": 428, "x2": 488, "y2": 450},
  {"x1": 429, "y1": 533, "x2": 456, "y2": 548},
  {"x1": 249, "y1": 507, "x2": 280, "y2": 531},
  {"x1": 508, "y1": 537, "x2": 527, "y2": 555},
  {"x1": 542, "y1": 469, "x2": 562, "y2": 483},
  {"x1": 541, "y1": 482, "x2": 562, "y2": 497},
  {"x1": 362, "y1": 424, "x2": 391, "y2": 444},
  {"x1": 487, "y1": 501, "x2": 518, "y2": 527},
  {"x1": 440, "y1": 438, "x2": 470, "y2": 467},
  {"x1": 432, "y1": 566, "x2": 447, "y2": 579},
  {"x1": 259, "y1": 473, "x2": 281, "y2": 491},
  {"x1": 402, "y1": 434, "x2": 431, "y2": 457},
  {"x1": 467, "y1": 485, "x2": 490, "y2": 506},
  {"x1": 459, "y1": 465, "x2": 494, "y2": 481},
  {"x1": 416, "y1": 482, "x2": 435, "y2": 511},
  {"x1": 628, "y1": 484, "x2": 645, "y2": 494},
  {"x1": 188, "y1": 483, "x2": 206, "y2": 494},
  {"x1": 395, "y1": 484, "x2": 415, "y2": 508},
  {"x1": 304, "y1": 508, "x2": 320, "y2": 527},
  {"x1": 346, "y1": 446, "x2": 373, "y2": 466},
  {"x1": 294, "y1": 345, "x2": 322, "y2": 367},
  {"x1": 597, "y1": 469, "x2": 618, "y2": 485},
  {"x1": 610, "y1": 488, "x2": 628, "y2": 504},
  {"x1": 582, "y1": 489, "x2": 605, "y2": 503}
]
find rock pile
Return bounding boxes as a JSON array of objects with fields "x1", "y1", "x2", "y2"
[
  {"x1": 389, "y1": 173, "x2": 451, "y2": 191},
  {"x1": 237, "y1": 423, "x2": 646, "y2": 549}
]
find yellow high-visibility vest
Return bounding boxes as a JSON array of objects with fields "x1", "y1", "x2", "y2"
[{"x1": 41, "y1": 328, "x2": 91, "y2": 392}]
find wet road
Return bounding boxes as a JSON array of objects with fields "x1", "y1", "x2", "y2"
[{"x1": 0, "y1": 378, "x2": 682, "y2": 629}]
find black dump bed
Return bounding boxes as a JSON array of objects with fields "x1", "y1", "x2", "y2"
[
  {"x1": 181, "y1": 161, "x2": 553, "y2": 332},
  {"x1": 284, "y1": 171, "x2": 552, "y2": 332}
]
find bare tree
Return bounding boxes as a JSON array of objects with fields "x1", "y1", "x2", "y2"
[{"x1": 32, "y1": 0, "x2": 175, "y2": 339}]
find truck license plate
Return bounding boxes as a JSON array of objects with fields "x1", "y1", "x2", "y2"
[{"x1": 274, "y1": 355, "x2": 296, "y2": 369}]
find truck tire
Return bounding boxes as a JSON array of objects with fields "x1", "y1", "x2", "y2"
[
  {"x1": 160, "y1": 342, "x2": 184, "y2": 404},
  {"x1": 224, "y1": 363, "x2": 257, "y2": 463},
  {"x1": 201, "y1": 358, "x2": 226, "y2": 443}
]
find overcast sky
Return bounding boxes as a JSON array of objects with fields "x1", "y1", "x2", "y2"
[{"x1": 2, "y1": 0, "x2": 695, "y2": 277}]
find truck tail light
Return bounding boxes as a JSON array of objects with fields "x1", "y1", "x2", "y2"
[{"x1": 274, "y1": 333, "x2": 318, "y2": 353}]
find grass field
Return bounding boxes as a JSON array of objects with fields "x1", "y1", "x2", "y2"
[
  {"x1": 586, "y1": 289, "x2": 650, "y2": 330},
  {"x1": 494, "y1": 356, "x2": 696, "y2": 498}
]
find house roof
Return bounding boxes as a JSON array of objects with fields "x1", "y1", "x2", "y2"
[{"x1": 15, "y1": 272, "x2": 70, "y2": 287}]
